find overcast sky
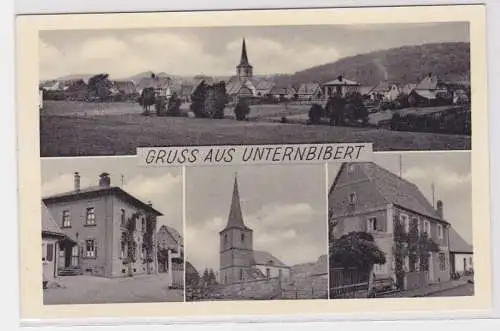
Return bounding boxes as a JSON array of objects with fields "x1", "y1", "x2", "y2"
[
  {"x1": 39, "y1": 22, "x2": 469, "y2": 80},
  {"x1": 41, "y1": 157, "x2": 183, "y2": 237},
  {"x1": 328, "y1": 151, "x2": 472, "y2": 245},
  {"x1": 185, "y1": 164, "x2": 327, "y2": 273}
]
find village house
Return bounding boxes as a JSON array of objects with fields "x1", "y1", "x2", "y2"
[
  {"x1": 321, "y1": 75, "x2": 360, "y2": 98},
  {"x1": 219, "y1": 175, "x2": 291, "y2": 285},
  {"x1": 297, "y1": 82, "x2": 322, "y2": 101},
  {"x1": 42, "y1": 172, "x2": 162, "y2": 278},
  {"x1": 112, "y1": 80, "x2": 137, "y2": 97},
  {"x1": 329, "y1": 162, "x2": 452, "y2": 292},
  {"x1": 269, "y1": 85, "x2": 296, "y2": 101},
  {"x1": 408, "y1": 74, "x2": 450, "y2": 107},
  {"x1": 254, "y1": 80, "x2": 276, "y2": 97},
  {"x1": 157, "y1": 225, "x2": 184, "y2": 288},
  {"x1": 42, "y1": 202, "x2": 72, "y2": 287},
  {"x1": 449, "y1": 227, "x2": 473, "y2": 276},
  {"x1": 368, "y1": 81, "x2": 401, "y2": 102}
]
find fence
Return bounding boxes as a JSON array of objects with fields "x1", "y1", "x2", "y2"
[
  {"x1": 330, "y1": 268, "x2": 370, "y2": 299},
  {"x1": 169, "y1": 262, "x2": 184, "y2": 289}
]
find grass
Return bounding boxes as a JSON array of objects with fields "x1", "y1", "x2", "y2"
[{"x1": 40, "y1": 100, "x2": 471, "y2": 157}]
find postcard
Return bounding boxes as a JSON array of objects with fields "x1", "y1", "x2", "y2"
[{"x1": 15, "y1": 4, "x2": 491, "y2": 322}]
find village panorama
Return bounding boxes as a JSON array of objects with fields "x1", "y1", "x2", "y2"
[{"x1": 39, "y1": 35, "x2": 471, "y2": 157}]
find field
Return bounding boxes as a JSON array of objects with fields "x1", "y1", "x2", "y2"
[{"x1": 40, "y1": 100, "x2": 471, "y2": 157}]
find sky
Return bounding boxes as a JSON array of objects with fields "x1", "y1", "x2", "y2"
[
  {"x1": 328, "y1": 151, "x2": 472, "y2": 245},
  {"x1": 184, "y1": 164, "x2": 327, "y2": 273},
  {"x1": 41, "y1": 157, "x2": 183, "y2": 237},
  {"x1": 39, "y1": 22, "x2": 469, "y2": 80}
]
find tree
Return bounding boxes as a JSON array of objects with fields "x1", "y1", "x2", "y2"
[
  {"x1": 208, "y1": 269, "x2": 217, "y2": 285},
  {"x1": 157, "y1": 247, "x2": 169, "y2": 272},
  {"x1": 234, "y1": 98, "x2": 250, "y2": 120},
  {"x1": 87, "y1": 73, "x2": 112, "y2": 101},
  {"x1": 330, "y1": 231, "x2": 386, "y2": 273},
  {"x1": 142, "y1": 213, "x2": 156, "y2": 274},
  {"x1": 124, "y1": 212, "x2": 139, "y2": 277},
  {"x1": 393, "y1": 214, "x2": 440, "y2": 290}
]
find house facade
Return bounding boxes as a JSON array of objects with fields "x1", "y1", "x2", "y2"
[
  {"x1": 43, "y1": 172, "x2": 162, "y2": 278},
  {"x1": 321, "y1": 76, "x2": 360, "y2": 98},
  {"x1": 329, "y1": 162, "x2": 451, "y2": 291},
  {"x1": 42, "y1": 202, "x2": 70, "y2": 286},
  {"x1": 157, "y1": 225, "x2": 184, "y2": 288},
  {"x1": 219, "y1": 175, "x2": 290, "y2": 285},
  {"x1": 449, "y1": 227, "x2": 473, "y2": 275}
]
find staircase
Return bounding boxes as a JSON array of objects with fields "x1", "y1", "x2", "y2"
[{"x1": 58, "y1": 267, "x2": 81, "y2": 276}]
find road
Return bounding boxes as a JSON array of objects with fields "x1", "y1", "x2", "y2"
[{"x1": 427, "y1": 283, "x2": 474, "y2": 297}]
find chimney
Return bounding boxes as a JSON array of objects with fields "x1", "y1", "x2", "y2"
[
  {"x1": 98, "y1": 172, "x2": 111, "y2": 187},
  {"x1": 147, "y1": 200, "x2": 153, "y2": 207},
  {"x1": 436, "y1": 200, "x2": 443, "y2": 219},
  {"x1": 74, "y1": 172, "x2": 81, "y2": 191},
  {"x1": 337, "y1": 75, "x2": 343, "y2": 82}
]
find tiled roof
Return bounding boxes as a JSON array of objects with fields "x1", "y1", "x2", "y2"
[
  {"x1": 416, "y1": 75, "x2": 440, "y2": 90},
  {"x1": 41, "y1": 202, "x2": 65, "y2": 236},
  {"x1": 158, "y1": 225, "x2": 183, "y2": 247},
  {"x1": 255, "y1": 80, "x2": 275, "y2": 92},
  {"x1": 297, "y1": 83, "x2": 320, "y2": 95},
  {"x1": 346, "y1": 162, "x2": 446, "y2": 222},
  {"x1": 323, "y1": 78, "x2": 359, "y2": 86},
  {"x1": 253, "y1": 250, "x2": 288, "y2": 268},
  {"x1": 449, "y1": 227, "x2": 473, "y2": 253},
  {"x1": 43, "y1": 185, "x2": 163, "y2": 216}
]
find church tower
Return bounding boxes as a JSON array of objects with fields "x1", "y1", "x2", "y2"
[
  {"x1": 236, "y1": 38, "x2": 253, "y2": 80},
  {"x1": 219, "y1": 174, "x2": 254, "y2": 285}
]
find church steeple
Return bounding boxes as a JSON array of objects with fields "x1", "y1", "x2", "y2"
[
  {"x1": 236, "y1": 38, "x2": 253, "y2": 80},
  {"x1": 222, "y1": 173, "x2": 249, "y2": 231},
  {"x1": 240, "y1": 38, "x2": 249, "y2": 66}
]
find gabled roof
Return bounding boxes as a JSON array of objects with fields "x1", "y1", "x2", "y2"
[
  {"x1": 332, "y1": 162, "x2": 448, "y2": 223},
  {"x1": 225, "y1": 77, "x2": 256, "y2": 96},
  {"x1": 415, "y1": 75, "x2": 446, "y2": 91},
  {"x1": 41, "y1": 202, "x2": 66, "y2": 238},
  {"x1": 43, "y1": 186, "x2": 163, "y2": 216},
  {"x1": 449, "y1": 227, "x2": 473, "y2": 253},
  {"x1": 253, "y1": 250, "x2": 289, "y2": 268},
  {"x1": 221, "y1": 175, "x2": 251, "y2": 231},
  {"x1": 323, "y1": 77, "x2": 359, "y2": 86},
  {"x1": 255, "y1": 80, "x2": 275, "y2": 92},
  {"x1": 297, "y1": 83, "x2": 320, "y2": 95},
  {"x1": 158, "y1": 224, "x2": 183, "y2": 246},
  {"x1": 369, "y1": 81, "x2": 399, "y2": 93}
]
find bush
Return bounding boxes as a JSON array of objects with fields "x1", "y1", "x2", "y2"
[
  {"x1": 308, "y1": 104, "x2": 323, "y2": 124},
  {"x1": 234, "y1": 98, "x2": 250, "y2": 120}
]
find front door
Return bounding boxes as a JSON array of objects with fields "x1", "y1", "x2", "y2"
[
  {"x1": 428, "y1": 253, "x2": 435, "y2": 282},
  {"x1": 64, "y1": 245, "x2": 72, "y2": 268}
]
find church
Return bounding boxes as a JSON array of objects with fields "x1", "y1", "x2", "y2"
[
  {"x1": 219, "y1": 175, "x2": 291, "y2": 285},
  {"x1": 225, "y1": 39, "x2": 259, "y2": 102}
]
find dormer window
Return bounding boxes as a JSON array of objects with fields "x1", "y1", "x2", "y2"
[{"x1": 347, "y1": 164, "x2": 355, "y2": 175}]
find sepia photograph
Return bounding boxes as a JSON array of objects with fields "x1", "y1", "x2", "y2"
[
  {"x1": 39, "y1": 22, "x2": 471, "y2": 157},
  {"x1": 40, "y1": 157, "x2": 184, "y2": 304},
  {"x1": 184, "y1": 164, "x2": 328, "y2": 301},
  {"x1": 327, "y1": 151, "x2": 473, "y2": 299}
]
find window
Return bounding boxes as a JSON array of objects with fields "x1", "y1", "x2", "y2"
[
  {"x1": 266, "y1": 268, "x2": 270, "y2": 279},
  {"x1": 141, "y1": 217, "x2": 146, "y2": 232},
  {"x1": 224, "y1": 234, "x2": 228, "y2": 246},
  {"x1": 367, "y1": 217, "x2": 378, "y2": 232},
  {"x1": 412, "y1": 218, "x2": 420, "y2": 235},
  {"x1": 404, "y1": 256, "x2": 410, "y2": 271},
  {"x1": 437, "y1": 224, "x2": 443, "y2": 239},
  {"x1": 439, "y1": 252, "x2": 446, "y2": 271},
  {"x1": 423, "y1": 220, "x2": 430, "y2": 235},
  {"x1": 120, "y1": 209, "x2": 126, "y2": 226},
  {"x1": 85, "y1": 207, "x2": 96, "y2": 226},
  {"x1": 374, "y1": 262, "x2": 387, "y2": 274},
  {"x1": 41, "y1": 243, "x2": 46, "y2": 262},
  {"x1": 239, "y1": 269, "x2": 244, "y2": 281},
  {"x1": 85, "y1": 239, "x2": 96, "y2": 258},
  {"x1": 62, "y1": 210, "x2": 71, "y2": 228},
  {"x1": 46, "y1": 243, "x2": 54, "y2": 262},
  {"x1": 348, "y1": 193, "x2": 357, "y2": 204},
  {"x1": 241, "y1": 233, "x2": 245, "y2": 242},
  {"x1": 400, "y1": 214, "x2": 409, "y2": 233},
  {"x1": 409, "y1": 253, "x2": 418, "y2": 272},
  {"x1": 347, "y1": 164, "x2": 355, "y2": 175}
]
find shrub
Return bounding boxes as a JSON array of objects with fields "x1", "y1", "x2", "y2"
[
  {"x1": 308, "y1": 104, "x2": 323, "y2": 124},
  {"x1": 234, "y1": 98, "x2": 250, "y2": 120}
]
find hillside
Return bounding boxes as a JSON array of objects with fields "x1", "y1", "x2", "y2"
[{"x1": 281, "y1": 42, "x2": 470, "y2": 87}]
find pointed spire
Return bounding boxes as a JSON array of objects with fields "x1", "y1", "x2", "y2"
[
  {"x1": 223, "y1": 173, "x2": 248, "y2": 230},
  {"x1": 239, "y1": 38, "x2": 249, "y2": 66}
]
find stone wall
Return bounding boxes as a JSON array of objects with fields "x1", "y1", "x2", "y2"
[{"x1": 219, "y1": 277, "x2": 281, "y2": 300}]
